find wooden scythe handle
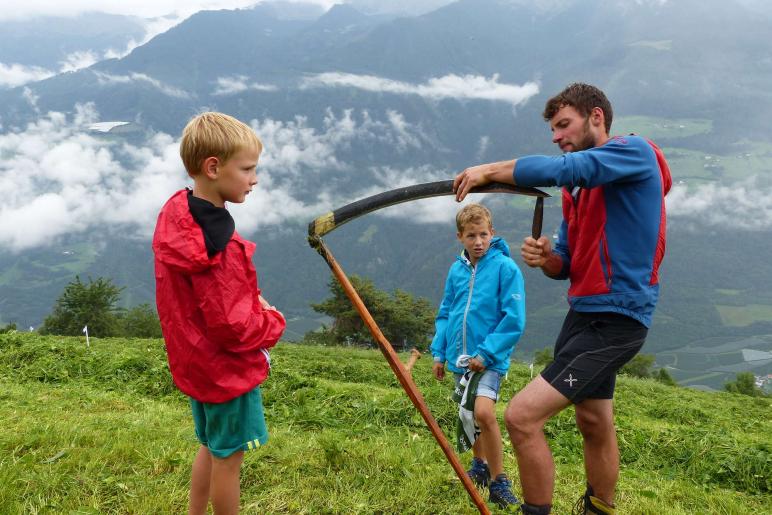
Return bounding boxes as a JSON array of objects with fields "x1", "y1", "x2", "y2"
[{"x1": 309, "y1": 236, "x2": 491, "y2": 514}]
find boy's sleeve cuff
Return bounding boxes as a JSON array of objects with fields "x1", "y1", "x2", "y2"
[{"x1": 433, "y1": 356, "x2": 444, "y2": 363}]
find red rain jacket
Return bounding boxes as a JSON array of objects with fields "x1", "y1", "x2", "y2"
[{"x1": 153, "y1": 190, "x2": 285, "y2": 403}]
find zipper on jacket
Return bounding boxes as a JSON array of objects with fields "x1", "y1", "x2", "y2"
[
  {"x1": 461, "y1": 263, "x2": 477, "y2": 356},
  {"x1": 598, "y1": 235, "x2": 613, "y2": 289}
]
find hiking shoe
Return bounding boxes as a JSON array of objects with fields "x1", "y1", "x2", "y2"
[
  {"x1": 466, "y1": 457, "x2": 491, "y2": 487},
  {"x1": 489, "y1": 474, "x2": 520, "y2": 510},
  {"x1": 572, "y1": 486, "x2": 615, "y2": 515}
]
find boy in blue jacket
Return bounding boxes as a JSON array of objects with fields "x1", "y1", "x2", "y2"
[{"x1": 430, "y1": 203, "x2": 526, "y2": 510}]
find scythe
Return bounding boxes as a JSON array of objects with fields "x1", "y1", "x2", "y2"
[{"x1": 307, "y1": 180, "x2": 548, "y2": 514}]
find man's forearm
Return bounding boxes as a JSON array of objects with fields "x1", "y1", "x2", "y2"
[
  {"x1": 485, "y1": 159, "x2": 517, "y2": 184},
  {"x1": 541, "y1": 252, "x2": 565, "y2": 278}
]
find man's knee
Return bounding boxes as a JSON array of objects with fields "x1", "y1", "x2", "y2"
[
  {"x1": 575, "y1": 404, "x2": 614, "y2": 439},
  {"x1": 504, "y1": 402, "x2": 540, "y2": 442}
]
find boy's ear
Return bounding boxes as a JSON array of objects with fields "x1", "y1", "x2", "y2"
[
  {"x1": 490, "y1": 227, "x2": 496, "y2": 236},
  {"x1": 456, "y1": 231, "x2": 463, "y2": 241},
  {"x1": 203, "y1": 156, "x2": 219, "y2": 179}
]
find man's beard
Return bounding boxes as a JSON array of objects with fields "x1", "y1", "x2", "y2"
[{"x1": 575, "y1": 118, "x2": 596, "y2": 151}]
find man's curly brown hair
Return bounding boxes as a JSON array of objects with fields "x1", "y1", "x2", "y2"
[{"x1": 543, "y1": 83, "x2": 613, "y2": 134}]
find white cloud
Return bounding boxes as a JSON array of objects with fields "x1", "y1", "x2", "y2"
[
  {"x1": 667, "y1": 180, "x2": 772, "y2": 230},
  {"x1": 212, "y1": 75, "x2": 278, "y2": 96},
  {"x1": 0, "y1": 104, "x2": 440, "y2": 251},
  {"x1": 59, "y1": 50, "x2": 100, "y2": 73},
  {"x1": 93, "y1": 71, "x2": 193, "y2": 99},
  {"x1": 0, "y1": 0, "x2": 337, "y2": 21},
  {"x1": 0, "y1": 62, "x2": 55, "y2": 88},
  {"x1": 0, "y1": 105, "x2": 186, "y2": 250},
  {"x1": 476, "y1": 136, "x2": 490, "y2": 160},
  {"x1": 301, "y1": 72, "x2": 540, "y2": 106},
  {"x1": 229, "y1": 108, "x2": 431, "y2": 231},
  {"x1": 104, "y1": 13, "x2": 195, "y2": 61},
  {"x1": 22, "y1": 87, "x2": 40, "y2": 111}
]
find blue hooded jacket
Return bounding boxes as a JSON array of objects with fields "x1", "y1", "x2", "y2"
[{"x1": 430, "y1": 237, "x2": 526, "y2": 375}]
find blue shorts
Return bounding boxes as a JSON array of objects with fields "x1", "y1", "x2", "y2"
[
  {"x1": 454, "y1": 369, "x2": 503, "y2": 401},
  {"x1": 189, "y1": 386, "x2": 268, "y2": 458}
]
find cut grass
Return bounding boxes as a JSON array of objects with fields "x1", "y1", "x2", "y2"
[
  {"x1": 0, "y1": 333, "x2": 770, "y2": 513},
  {"x1": 716, "y1": 304, "x2": 772, "y2": 327}
]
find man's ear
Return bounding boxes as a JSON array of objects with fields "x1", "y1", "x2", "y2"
[
  {"x1": 203, "y1": 156, "x2": 219, "y2": 179},
  {"x1": 590, "y1": 107, "x2": 605, "y2": 129}
]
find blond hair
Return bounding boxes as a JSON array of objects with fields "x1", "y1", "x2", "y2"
[
  {"x1": 180, "y1": 112, "x2": 263, "y2": 176},
  {"x1": 456, "y1": 203, "x2": 492, "y2": 232}
]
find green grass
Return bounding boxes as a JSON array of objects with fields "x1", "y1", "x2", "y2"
[
  {"x1": 0, "y1": 332, "x2": 770, "y2": 514},
  {"x1": 614, "y1": 116, "x2": 712, "y2": 141},
  {"x1": 716, "y1": 304, "x2": 772, "y2": 327}
]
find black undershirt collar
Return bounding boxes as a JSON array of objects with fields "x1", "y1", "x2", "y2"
[{"x1": 187, "y1": 189, "x2": 235, "y2": 257}]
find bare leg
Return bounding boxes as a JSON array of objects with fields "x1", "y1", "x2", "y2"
[
  {"x1": 504, "y1": 375, "x2": 571, "y2": 505},
  {"x1": 575, "y1": 399, "x2": 617, "y2": 505},
  {"x1": 471, "y1": 434, "x2": 486, "y2": 462},
  {"x1": 210, "y1": 451, "x2": 244, "y2": 515},
  {"x1": 189, "y1": 446, "x2": 212, "y2": 515},
  {"x1": 474, "y1": 397, "x2": 503, "y2": 477}
]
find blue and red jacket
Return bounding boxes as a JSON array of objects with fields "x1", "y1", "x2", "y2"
[{"x1": 515, "y1": 135, "x2": 672, "y2": 327}]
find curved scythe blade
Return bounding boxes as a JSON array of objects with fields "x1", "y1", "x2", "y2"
[{"x1": 308, "y1": 180, "x2": 549, "y2": 239}]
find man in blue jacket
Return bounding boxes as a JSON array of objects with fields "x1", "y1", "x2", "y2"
[{"x1": 453, "y1": 83, "x2": 672, "y2": 515}]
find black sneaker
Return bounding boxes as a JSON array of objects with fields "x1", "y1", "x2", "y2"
[
  {"x1": 466, "y1": 457, "x2": 491, "y2": 487},
  {"x1": 572, "y1": 485, "x2": 615, "y2": 515},
  {"x1": 489, "y1": 474, "x2": 520, "y2": 510},
  {"x1": 521, "y1": 503, "x2": 551, "y2": 514}
]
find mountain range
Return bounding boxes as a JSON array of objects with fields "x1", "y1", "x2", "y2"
[{"x1": 1, "y1": 0, "x2": 771, "y2": 389}]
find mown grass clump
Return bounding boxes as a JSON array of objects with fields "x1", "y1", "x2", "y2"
[
  {"x1": 0, "y1": 331, "x2": 175, "y2": 397},
  {"x1": 0, "y1": 332, "x2": 770, "y2": 513}
]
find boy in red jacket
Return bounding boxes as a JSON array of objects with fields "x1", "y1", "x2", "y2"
[{"x1": 153, "y1": 112, "x2": 285, "y2": 515}]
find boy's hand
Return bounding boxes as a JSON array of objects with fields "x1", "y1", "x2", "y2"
[
  {"x1": 468, "y1": 358, "x2": 486, "y2": 372},
  {"x1": 432, "y1": 362, "x2": 445, "y2": 380},
  {"x1": 259, "y1": 295, "x2": 276, "y2": 311}
]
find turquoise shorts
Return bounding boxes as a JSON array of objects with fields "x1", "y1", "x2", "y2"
[{"x1": 190, "y1": 386, "x2": 268, "y2": 458}]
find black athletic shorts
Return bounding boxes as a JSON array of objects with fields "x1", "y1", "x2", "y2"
[{"x1": 541, "y1": 309, "x2": 647, "y2": 403}]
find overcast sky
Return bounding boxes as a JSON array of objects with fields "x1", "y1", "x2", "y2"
[{"x1": 0, "y1": 0, "x2": 336, "y2": 20}]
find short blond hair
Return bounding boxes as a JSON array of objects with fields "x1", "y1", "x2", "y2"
[
  {"x1": 180, "y1": 112, "x2": 263, "y2": 176},
  {"x1": 456, "y1": 203, "x2": 492, "y2": 233}
]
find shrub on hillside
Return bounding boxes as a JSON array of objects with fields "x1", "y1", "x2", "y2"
[
  {"x1": 40, "y1": 276, "x2": 123, "y2": 337},
  {"x1": 620, "y1": 353, "x2": 655, "y2": 378},
  {"x1": 118, "y1": 304, "x2": 163, "y2": 338},
  {"x1": 725, "y1": 371, "x2": 767, "y2": 397},
  {"x1": 310, "y1": 275, "x2": 435, "y2": 350}
]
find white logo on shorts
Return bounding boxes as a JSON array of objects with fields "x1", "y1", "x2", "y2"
[{"x1": 564, "y1": 374, "x2": 577, "y2": 388}]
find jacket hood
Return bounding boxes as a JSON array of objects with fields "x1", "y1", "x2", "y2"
[
  {"x1": 458, "y1": 236, "x2": 510, "y2": 265},
  {"x1": 152, "y1": 189, "x2": 220, "y2": 273}
]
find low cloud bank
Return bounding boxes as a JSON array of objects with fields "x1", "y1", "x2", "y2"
[{"x1": 301, "y1": 72, "x2": 540, "y2": 106}]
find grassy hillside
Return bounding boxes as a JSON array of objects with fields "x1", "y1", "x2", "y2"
[{"x1": 0, "y1": 332, "x2": 769, "y2": 514}]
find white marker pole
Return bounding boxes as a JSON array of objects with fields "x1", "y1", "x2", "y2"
[
  {"x1": 82, "y1": 325, "x2": 90, "y2": 348},
  {"x1": 529, "y1": 362, "x2": 534, "y2": 379}
]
